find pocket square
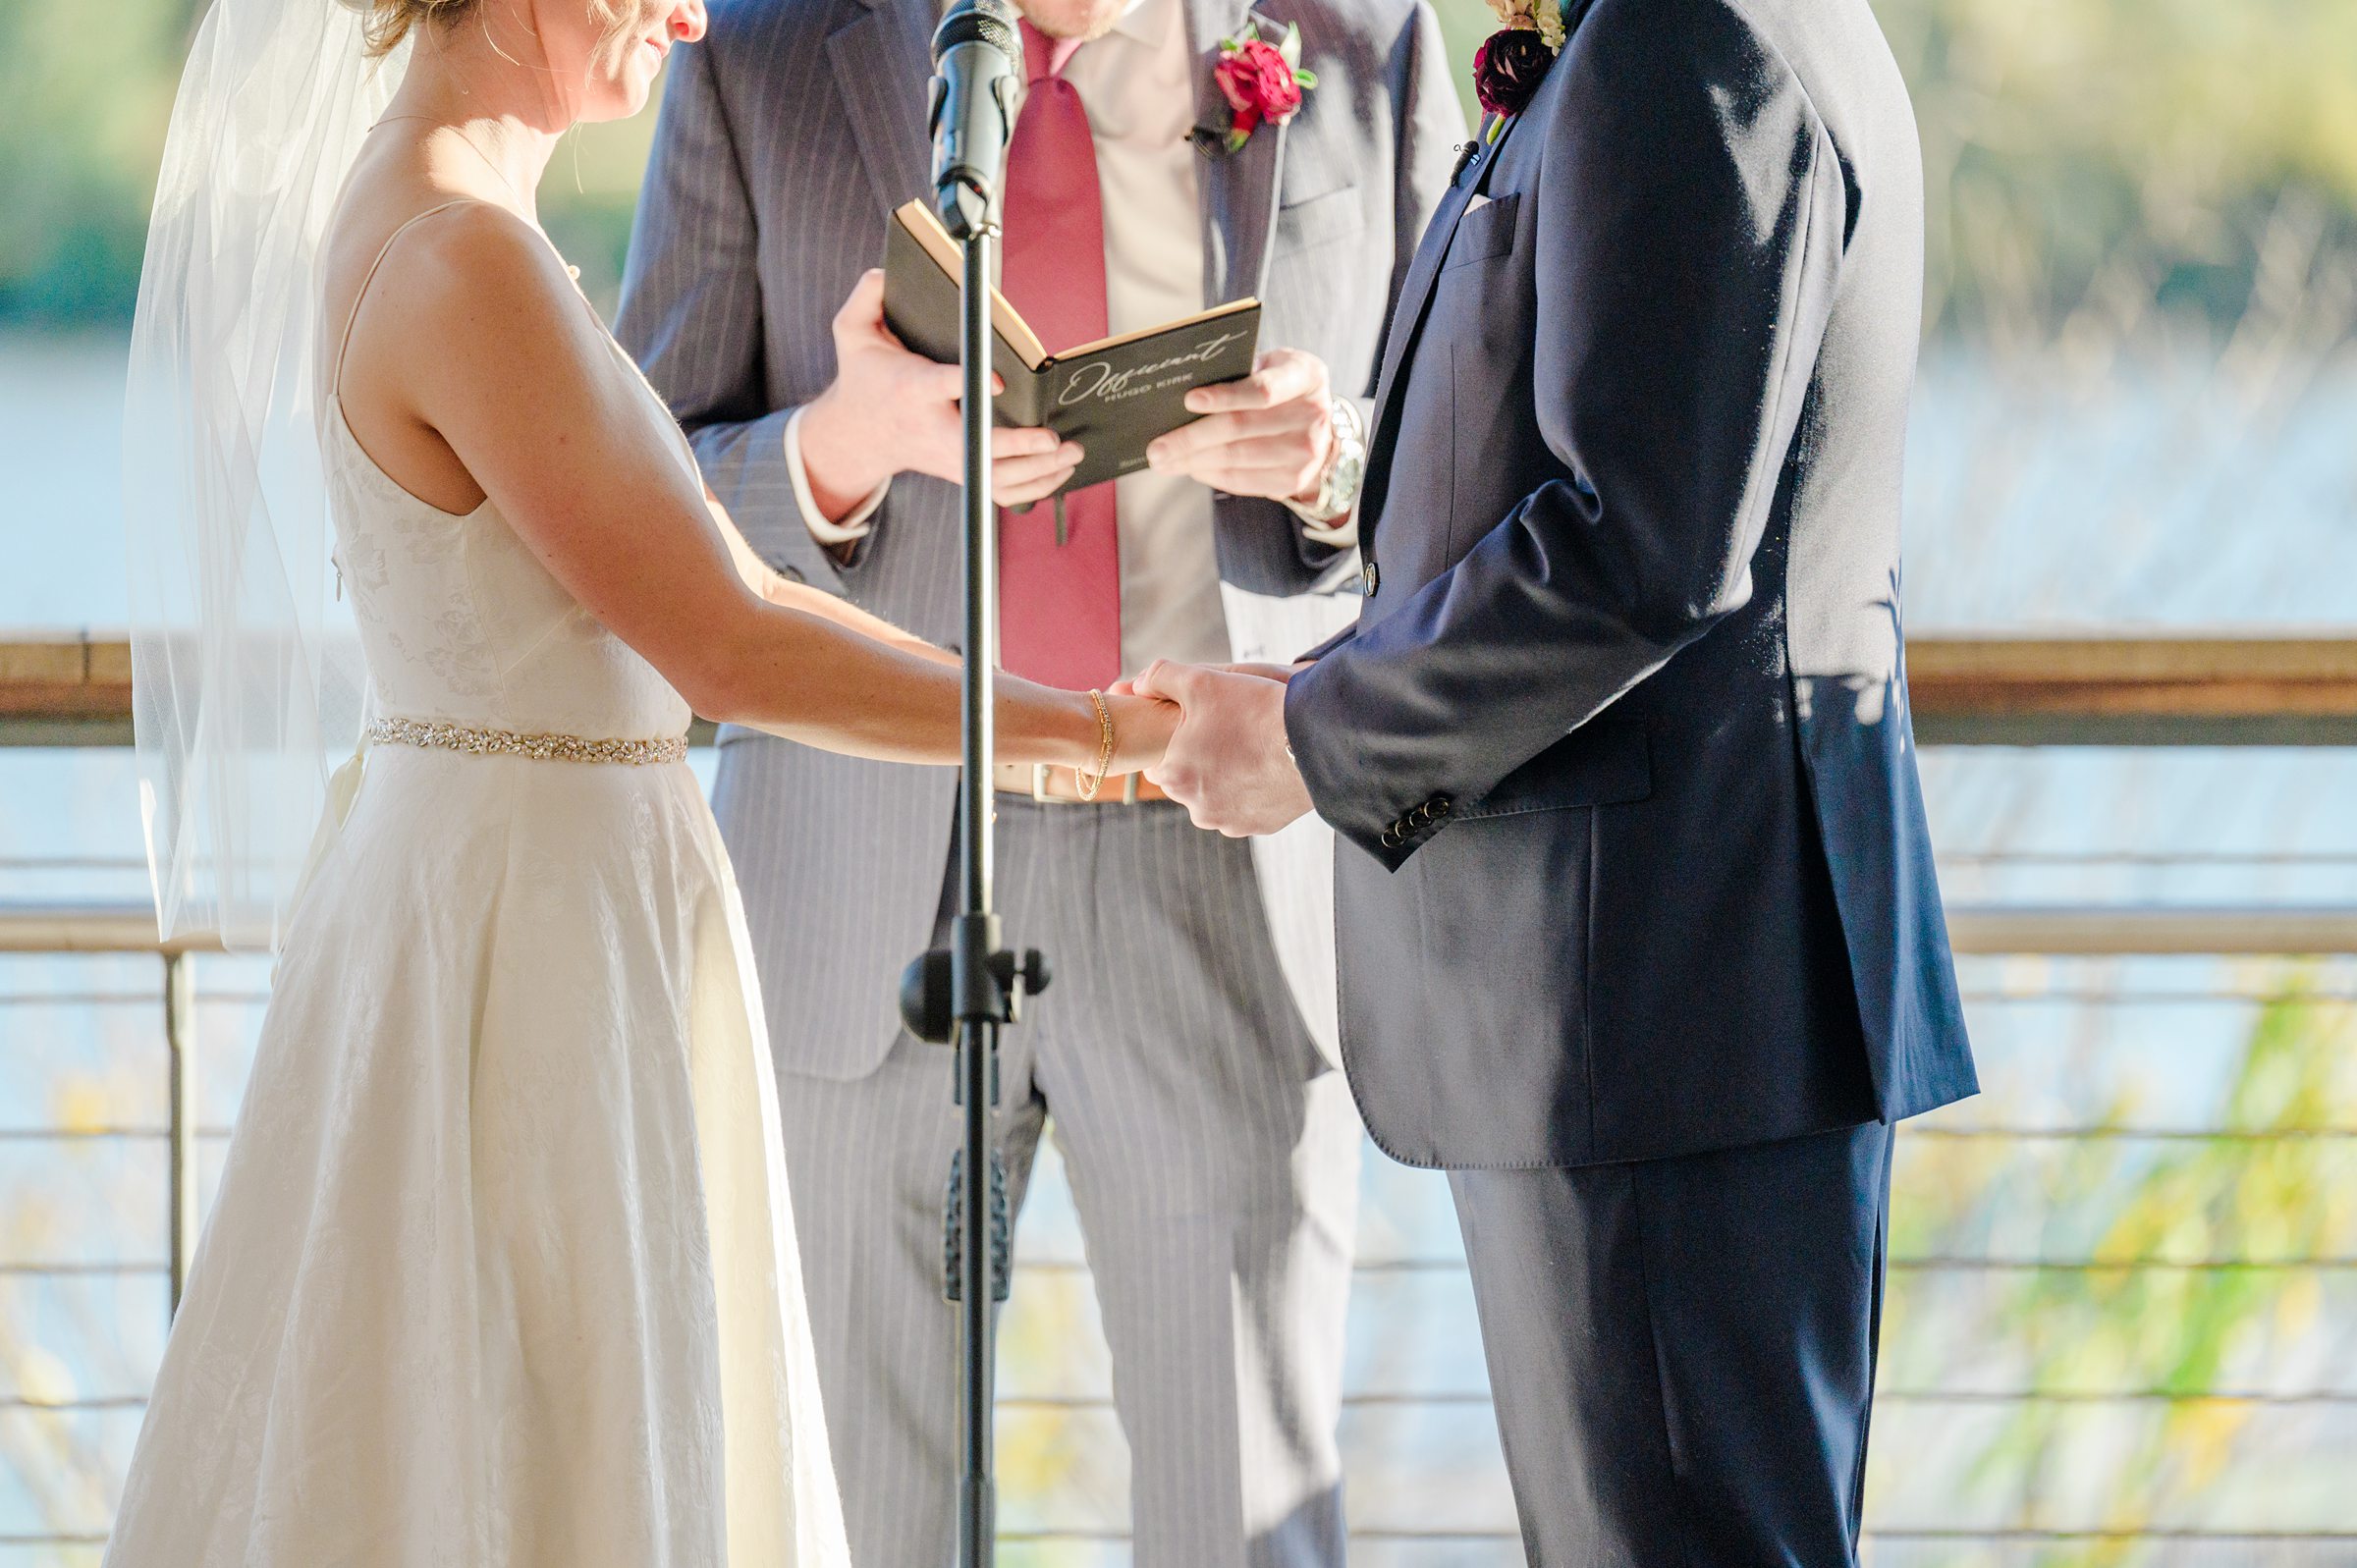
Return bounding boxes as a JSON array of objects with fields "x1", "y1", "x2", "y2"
[{"x1": 1465, "y1": 193, "x2": 1494, "y2": 212}]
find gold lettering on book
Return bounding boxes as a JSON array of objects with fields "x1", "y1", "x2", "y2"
[{"x1": 1055, "y1": 331, "x2": 1257, "y2": 407}]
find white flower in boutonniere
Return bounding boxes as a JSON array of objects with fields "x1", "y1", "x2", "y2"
[
  {"x1": 1484, "y1": 0, "x2": 1566, "y2": 50},
  {"x1": 1203, "y1": 18, "x2": 1317, "y2": 154}
]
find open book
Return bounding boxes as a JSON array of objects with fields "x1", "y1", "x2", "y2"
[{"x1": 881, "y1": 200, "x2": 1262, "y2": 495}]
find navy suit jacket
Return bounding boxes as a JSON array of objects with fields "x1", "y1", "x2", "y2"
[{"x1": 1284, "y1": 0, "x2": 1978, "y2": 1169}]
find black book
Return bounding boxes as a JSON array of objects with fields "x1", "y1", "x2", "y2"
[{"x1": 881, "y1": 200, "x2": 1261, "y2": 495}]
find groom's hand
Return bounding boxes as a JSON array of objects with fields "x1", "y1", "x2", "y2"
[
  {"x1": 1144, "y1": 349, "x2": 1336, "y2": 505},
  {"x1": 797, "y1": 270, "x2": 1081, "y2": 520},
  {"x1": 1132, "y1": 661, "x2": 1314, "y2": 838}
]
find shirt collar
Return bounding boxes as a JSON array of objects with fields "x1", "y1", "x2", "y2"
[
  {"x1": 939, "y1": 0, "x2": 1167, "y2": 42},
  {"x1": 1104, "y1": 0, "x2": 1168, "y2": 45}
]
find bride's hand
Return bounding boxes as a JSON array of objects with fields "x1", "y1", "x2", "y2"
[{"x1": 1106, "y1": 691, "x2": 1180, "y2": 776}]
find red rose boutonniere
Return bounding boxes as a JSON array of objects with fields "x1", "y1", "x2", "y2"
[
  {"x1": 1207, "y1": 18, "x2": 1317, "y2": 153},
  {"x1": 1473, "y1": 0, "x2": 1564, "y2": 137}
]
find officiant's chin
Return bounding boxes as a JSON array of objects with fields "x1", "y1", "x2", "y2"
[{"x1": 1017, "y1": 0, "x2": 1128, "y2": 45}]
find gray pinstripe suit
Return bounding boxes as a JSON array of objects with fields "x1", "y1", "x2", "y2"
[{"x1": 616, "y1": 1, "x2": 1461, "y2": 1561}]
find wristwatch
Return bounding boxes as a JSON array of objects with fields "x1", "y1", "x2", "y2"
[{"x1": 1287, "y1": 395, "x2": 1368, "y2": 527}]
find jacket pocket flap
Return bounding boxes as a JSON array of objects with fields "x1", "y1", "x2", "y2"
[
  {"x1": 1441, "y1": 191, "x2": 1520, "y2": 270},
  {"x1": 1457, "y1": 720, "x2": 1651, "y2": 820},
  {"x1": 1274, "y1": 185, "x2": 1363, "y2": 254}
]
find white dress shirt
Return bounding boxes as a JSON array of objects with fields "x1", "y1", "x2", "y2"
[{"x1": 786, "y1": 0, "x2": 1350, "y2": 676}]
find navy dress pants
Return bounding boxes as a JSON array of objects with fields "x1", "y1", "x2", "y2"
[{"x1": 1449, "y1": 1119, "x2": 1896, "y2": 1567}]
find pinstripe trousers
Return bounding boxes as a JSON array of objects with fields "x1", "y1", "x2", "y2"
[{"x1": 770, "y1": 796, "x2": 1362, "y2": 1568}]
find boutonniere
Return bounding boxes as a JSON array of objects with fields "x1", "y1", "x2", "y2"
[
  {"x1": 1473, "y1": 0, "x2": 1564, "y2": 138},
  {"x1": 1199, "y1": 17, "x2": 1317, "y2": 154}
]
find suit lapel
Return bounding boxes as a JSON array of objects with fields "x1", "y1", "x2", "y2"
[
  {"x1": 1368, "y1": 126, "x2": 1505, "y2": 438},
  {"x1": 1190, "y1": 0, "x2": 1288, "y2": 303},
  {"x1": 1357, "y1": 125, "x2": 1510, "y2": 530},
  {"x1": 828, "y1": 0, "x2": 935, "y2": 218}
]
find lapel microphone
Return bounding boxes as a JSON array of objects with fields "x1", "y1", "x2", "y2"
[{"x1": 929, "y1": 0, "x2": 1024, "y2": 240}]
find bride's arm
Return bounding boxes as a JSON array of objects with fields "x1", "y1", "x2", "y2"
[
  {"x1": 379, "y1": 206, "x2": 1168, "y2": 771},
  {"x1": 704, "y1": 487, "x2": 958, "y2": 672}
]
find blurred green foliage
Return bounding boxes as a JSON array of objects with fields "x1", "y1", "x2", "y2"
[
  {"x1": 1884, "y1": 0, "x2": 2357, "y2": 348},
  {"x1": 3, "y1": 0, "x2": 2354, "y2": 336},
  {"x1": 0, "y1": 0, "x2": 189, "y2": 325},
  {"x1": 1879, "y1": 974, "x2": 2357, "y2": 1552},
  {"x1": 0, "y1": 0, "x2": 663, "y2": 324}
]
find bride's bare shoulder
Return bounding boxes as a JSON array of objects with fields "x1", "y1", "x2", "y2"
[
  {"x1": 323, "y1": 163, "x2": 599, "y2": 512},
  {"x1": 332, "y1": 192, "x2": 569, "y2": 323},
  {"x1": 326, "y1": 176, "x2": 594, "y2": 428}
]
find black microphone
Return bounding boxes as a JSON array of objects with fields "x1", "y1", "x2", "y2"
[{"x1": 928, "y1": 0, "x2": 1024, "y2": 240}]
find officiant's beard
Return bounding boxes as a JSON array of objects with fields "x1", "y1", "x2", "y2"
[{"x1": 1015, "y1": 0, "x2": 1125, "y2": 43}]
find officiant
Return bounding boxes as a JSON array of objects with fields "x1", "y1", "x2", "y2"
[{"x1": 615, "y1": 0, "x2": 1460, "y2": 1562}]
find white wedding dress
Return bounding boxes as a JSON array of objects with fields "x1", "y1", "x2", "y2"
[{"x1": 105, "y1": 205, "x2": 849, "y2": 1568}]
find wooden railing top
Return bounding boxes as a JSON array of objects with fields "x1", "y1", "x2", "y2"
[
  {"x1": 1904, "y1": 632, "x2": 2357, "y2": 744},
  {"x1": 1, "y1": 629, "x2": 133, "y2": 703},
  {"x1": 1908, "y1": 633, "x2": 2357, "y2": 684},
  {"x1": 6, "y1": 629, "x2": 2356, "y2": 746},
  {"x1": 10, "y1": 898, "x2": 2354, "y2": 955}
]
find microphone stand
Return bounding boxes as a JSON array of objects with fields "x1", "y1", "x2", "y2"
[{"x1": 899, "y1": 172, "x2": 1047, "y2": 1568}]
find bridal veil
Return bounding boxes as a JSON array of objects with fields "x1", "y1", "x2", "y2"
[{"x1": 124, "y1": 0, "x2": 401, "y2": 949}]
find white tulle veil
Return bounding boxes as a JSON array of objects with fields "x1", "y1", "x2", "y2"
[{"x1": 125, "y1": 0, "x2": 407, "y2": 950}]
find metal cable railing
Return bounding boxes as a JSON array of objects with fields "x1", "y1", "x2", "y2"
[
  {"x1": 5, "y1": 914, "x2": 2354, "y2": 1558},
  {"x1": 0, "y1": 913, "x2": 206, "y2": 1321}
]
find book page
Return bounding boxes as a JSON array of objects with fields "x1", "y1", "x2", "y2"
[{"x1": 894, "y1": 202, "x2": 1050, "y2": 370}]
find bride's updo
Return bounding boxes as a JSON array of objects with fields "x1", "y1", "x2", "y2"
[
  {"x1": 349, "y1": 0, "x2": 479, "y2": 57},
  {"x1": 348, "y1": 0, "x2": 636, "y2": 62}
]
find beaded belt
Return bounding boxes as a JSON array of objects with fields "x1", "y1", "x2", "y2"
[{"x1": 366, "y1": 716, "x2": 688, "y2": 766}]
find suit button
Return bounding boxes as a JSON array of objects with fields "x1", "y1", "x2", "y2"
[
  {"x1": 1361, "y1": 561, "x2": 1380, "y2": 597},
  {"x1": 1431, "y1": 796, "x2": 1452, "y2": 817},
  {"x1": 1379, "y1": 827, "x2": 1401, "y2": 848}
]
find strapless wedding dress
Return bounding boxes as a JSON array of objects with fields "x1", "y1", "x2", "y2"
[{"x1": 104, "y1": 209, "x2": 849, "y2": 1568}]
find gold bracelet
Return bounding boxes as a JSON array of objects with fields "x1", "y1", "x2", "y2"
[{"x1": 1073, "y1": 689, "x2": 1115, "y2": 801}]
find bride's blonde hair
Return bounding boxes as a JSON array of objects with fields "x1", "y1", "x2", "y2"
[
  {"x1": 358, "y1": 0, "x2": 632, "y2": 60},
  {"x1": 358, "y1": 0, "x2": 477, "y2": 56}
]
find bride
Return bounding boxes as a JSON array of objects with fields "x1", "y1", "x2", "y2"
[{"x1": 106, "y1": 0, "x2": 1170, "y2": 1562}]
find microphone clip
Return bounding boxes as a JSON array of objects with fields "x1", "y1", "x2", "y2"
[{"x1": 930, "y1": 72, "x2": 1021, "y2": 242}]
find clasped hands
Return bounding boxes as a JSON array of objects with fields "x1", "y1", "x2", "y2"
[{"x1": 1114, "y1": 661, "x2": 1315, "y2": 838}]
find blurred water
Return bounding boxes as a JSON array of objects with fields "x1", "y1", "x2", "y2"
[
  {"x1": 0, "y1": 339, "x2": 130, "y2": 632},
  {"x1": 6, "y1": 335, "x2": 2356, "y2": 630},
  {"x1": 1904, "y1": 349, "x2": 2357, "y2": 629}
]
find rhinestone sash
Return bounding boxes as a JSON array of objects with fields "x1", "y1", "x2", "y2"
[{"x1": 366, "y1": 716, "x2": 688, "y2": 766}]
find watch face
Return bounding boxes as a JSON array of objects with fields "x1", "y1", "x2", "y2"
[{"x1": 1298, "y1": 397, "x2": 1366, "y2": 521}]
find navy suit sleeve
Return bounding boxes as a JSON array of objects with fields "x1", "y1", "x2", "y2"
[
  {"x1": 1284, "y1": 0, "x2": 1845, "y2": 867},
  {"x1": 615, "y1": 39, "x2": 853, "y2": 594}
]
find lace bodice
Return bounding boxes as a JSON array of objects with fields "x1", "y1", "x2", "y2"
[
  {"x1": 316, "y1": 202, "x2": 698, "y2": 742},
  {"x1": 322, "y1": 396, "x2": 692, "y2": 741}
]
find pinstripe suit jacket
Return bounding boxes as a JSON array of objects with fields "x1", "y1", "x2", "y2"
[{"x1": 618, "y1": 0, "x2": 1465, "y2": 1078}]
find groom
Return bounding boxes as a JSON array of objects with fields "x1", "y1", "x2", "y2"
[{"x1": 1138, "y1": 0, "x2": 1980, "y2": 1559}]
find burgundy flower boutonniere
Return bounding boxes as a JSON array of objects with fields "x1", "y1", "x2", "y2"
[
  {"x1": 1201, "y1": 18, "x2": 1317, "y2": 154},
  {"x1": 1473, "y1": 0, "x2": 1564, "y2": 138}
]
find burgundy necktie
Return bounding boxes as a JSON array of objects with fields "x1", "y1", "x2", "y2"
[{"x1": 997, "y1": 20, "x2": 1122, "y2": 691}]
